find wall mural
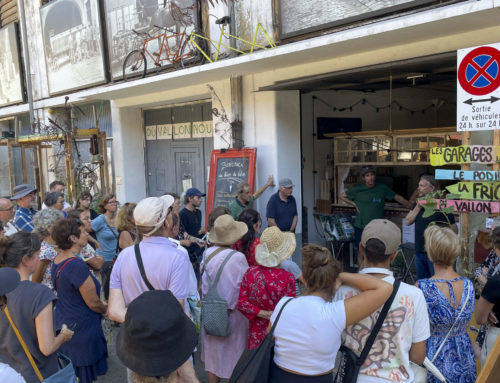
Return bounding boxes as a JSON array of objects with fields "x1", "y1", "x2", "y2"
[
  {"x1": 0, "y1": 23, "x2": 24, "y2": 107},
  {"x1": 104, "y1": 0, "x2": 198, "y2": 80},
  {"x1": 40, "y1": 0, "x2": 107, "y2": 95}
]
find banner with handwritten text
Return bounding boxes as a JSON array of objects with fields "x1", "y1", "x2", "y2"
[
  {"x1": 430, "y1": 145, "x2": 500, "y2": 166},
  {"x1": 418, "y1": 199, "x2": 500, "y2": 213}
]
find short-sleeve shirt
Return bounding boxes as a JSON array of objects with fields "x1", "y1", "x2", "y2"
[
  {"x1": 13, "y1": 207, "x2": 36, "y2": 232},
  {"x1": 0, "y1": 281, "x2": 58, "y2": 383},
  {"x1": 39, "y1": 241, "x2": 58, "y2": 291},
  {"x1": 110, "y1": 236, "x2": 190, "y2": 306},
  {"x1": 346, "y1": 183, "x2": 396, "y2": 229},
  {"x1": 270, "y1": 295, "x2": 346, "y2": 375},
  {"x1": 481, "y1": 274, "x2": 500, "y2": 328},
  {"x1": 413, "y1": 202, "x2": 456, "y2": 253},
  {"x1": 90, "y1": 214, "x2": 118, "y2": 261},
  {"x1": 334, "y1": 268, "x2": 430, "y2": 383},
  {"x1": 266, "y1": 193, "x2": 298, "y2": 231},
  {"x1": 229, "y1": 196, "x2": 255, "y2": 220},
  {"x1": 179, "y1": 208, "x2": 202, "y2": 238}
]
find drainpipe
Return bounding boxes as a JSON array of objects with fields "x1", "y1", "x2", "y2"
[{"x1": 18, "y1": 0, "x2": 35, "y2": 129}]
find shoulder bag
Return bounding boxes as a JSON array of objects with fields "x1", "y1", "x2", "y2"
[
  {"x1": 4, "y1": 307, "x2": 78, "y2": 382},
  {"x1": 334, "y1": 279, "x2": 401, "y2": 383},
  {"x1": 134, "y1": 243, "x2": 155, "y2": 290},
  {"x1": 229, "y1": 297, "x2": 294, "y2": 383},
  {"x1": 412, "y1": 281, "x2": 472, "y2": 383},
  {"x1": 201, "y1": 249, "x2": 237, "y2": 337}
]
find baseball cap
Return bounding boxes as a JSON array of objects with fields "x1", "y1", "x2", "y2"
[
  {"x1": 185, "y1": 188, "x2": 205, "y2": 197},
  {"x1": 361, "y1": 166, "x2": 375, "y2": 176},
  {"x1": 361, "y1": 219, "x2": 401, "y2": 255},
  {"x1": 134, "y1": 196, "x2": 174, "y2": 236},
  {"x1": 279, "y1": 178, "x2": 294, "y2": 188}
]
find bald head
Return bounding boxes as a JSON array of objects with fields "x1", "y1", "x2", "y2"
[{"x1": 0, "y1": 198, "x2": 15, "y2": 223}]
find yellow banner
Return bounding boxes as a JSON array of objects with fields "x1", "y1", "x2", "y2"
[{"x1": 430, "y1": 145, "x2": 500, "y2": 166}]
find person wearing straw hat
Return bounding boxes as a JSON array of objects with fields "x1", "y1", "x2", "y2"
[
  {"x1": 116, "y1": 290, "x2": 199, "y2": 383},
  {"x1": 200, "y1": 214, "x2": 249, "y2": 383},
  {"x1": 237, "y1": 226, "x2": 296, "y2": 349},
  {"x1": 11, "y1": 184, "x2": 37, "y2": 233}
]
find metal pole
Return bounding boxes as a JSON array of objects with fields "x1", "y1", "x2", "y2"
[{"x1": 17, "y1": 0, "x2": 35, "y2": 128}]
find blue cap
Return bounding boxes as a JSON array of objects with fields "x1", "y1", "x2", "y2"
[{"x1": 185, "y1": 188, "x2": 206, "y2": 197}]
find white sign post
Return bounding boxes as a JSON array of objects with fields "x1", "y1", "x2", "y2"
[{"x1": 457, "y1": 43, "x2": 500, "y2": 131}]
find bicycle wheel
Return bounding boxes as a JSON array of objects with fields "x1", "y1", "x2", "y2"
[
  {"x1": 123, "y1": 50, "x2": 147, "y2": 81},
  {"x1": 180, "y1": 33, "x2": 208, "y2": 69}
]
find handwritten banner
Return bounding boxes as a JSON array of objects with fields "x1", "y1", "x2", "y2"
[
  {"x1": 418, "y1": 199, "x2": 500, "y2": 213},
  {"x1": 172, "y1": 122, "x2": 191, "y2": 139},
  {"x1": 192, "y1": 121, "x2": 213, "y2": 138},
  {"x1": 145, "y1": 125, "x2": 157, "y2": 140},
  {"x1": 446, "y1": 182, "x2": 500, "y2": 200},
  {"x1": 435, "y1": 169, "x2": 500, "y2": 181},
  {"x1": 157, "y1": 124, "x2": 172, "y2": 140},
  {"x1": 430, "y1": 145, "x2": 500, "y2": 166}
]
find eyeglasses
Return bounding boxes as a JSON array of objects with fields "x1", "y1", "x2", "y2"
[{"x1": 107, "y1": 200, "x2": 118, "y2": 205}]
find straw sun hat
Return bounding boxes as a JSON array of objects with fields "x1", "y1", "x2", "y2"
[
  {"x1": 208, "y1": 214, "x2": 248, "y2": 246},
  {"x1": 255, "y1": 226, "x2": 296, "y2": 268}
]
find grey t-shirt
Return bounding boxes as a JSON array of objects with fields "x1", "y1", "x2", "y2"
[{"x1": 0, "y1": 281, "x2": 58, "y2": 383}]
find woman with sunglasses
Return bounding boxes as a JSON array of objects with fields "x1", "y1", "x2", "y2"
[
  {"x1": 91, "y1": 194, "x2": 119, "y2": 300},
  {"x1": 51, "y1": 218, "x2": 108, "y2": 383},
  {"x1": 0, "y1": 232, "x2": 74, "y2": 383}
]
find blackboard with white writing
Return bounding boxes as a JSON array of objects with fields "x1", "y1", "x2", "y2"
[{"x1": 213, "y1": 157, "x2": 250, "y2": 208}]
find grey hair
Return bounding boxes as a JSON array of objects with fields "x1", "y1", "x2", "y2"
[
  {"x1": 420, "y1": 174, "x2": 439, "y2": 190},
  {"x1": 33, "y1": 208, "x2": 63, "y2": 237},
  {"x1": 45, "y1": 192, "x2": 63, "y2": 207},
  {"x1": 237, "y1": 182, "x2": 251, "y2": 195}
]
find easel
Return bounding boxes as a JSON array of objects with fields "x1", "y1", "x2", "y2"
[{"x1": 476, "y1": 334, "x2": 500, "y2": 383}]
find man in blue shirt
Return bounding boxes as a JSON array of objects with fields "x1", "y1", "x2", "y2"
[
  {"x1": 11, "y1": 184, "x2": 37, "y2": 232},
  {"x1": 266, "y1": 178, "x2": 298, "y2": 232}
]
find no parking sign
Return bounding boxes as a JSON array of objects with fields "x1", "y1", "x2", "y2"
[{"x1": 457, "y1": 43, "x2": 500, "y2": 131}]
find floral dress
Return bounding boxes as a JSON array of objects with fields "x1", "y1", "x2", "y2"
[
  {"x1": 417, "y1": 277, "x2": 476, "y2": 383},
  {"x1": 39, "y1": 241, "x2": 58, "y2": 292},
  {"x1": 233, "y1": 238, "x2": 260, "y2": 267},
  {"x1": 238, "y1": 265, "x2": 296, "y2": 349}
]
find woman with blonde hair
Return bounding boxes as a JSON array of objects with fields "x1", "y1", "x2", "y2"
[
  {"x1": 115, "y1": 202, "x2": 137, "y2": 252},
  {"x1": 269, "y1": 244, "x2": 392, "y2": 382},
  {"x1": 417, "y1": 225, "x2": 476, "y2": 383}
]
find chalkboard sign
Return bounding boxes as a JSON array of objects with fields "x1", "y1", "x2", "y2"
[{"x1": 206, "y1": 148, "x2": 257, "y2": 223}]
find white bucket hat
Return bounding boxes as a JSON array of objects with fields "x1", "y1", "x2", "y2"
[
  {"x1": 255, "y1": 226, "x2": 296, "y2": 268},
  {"x1": 134, "y1": 195, "x2": 174, "y2": 237}
]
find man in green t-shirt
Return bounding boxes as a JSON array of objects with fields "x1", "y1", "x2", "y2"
[
  {"x1": 228, "y1": 175, "x2": 274, "y2": 220},
  {"x1": 340, "y1": 166, "x2": 411, "y2": 247}
]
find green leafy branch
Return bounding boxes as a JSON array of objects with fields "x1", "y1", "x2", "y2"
[{"x1": 419, "y1": 190, "x2": 457, "y2": 226}]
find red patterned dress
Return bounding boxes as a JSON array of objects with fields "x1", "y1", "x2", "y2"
[
  {"x1": 233, "y1": 238, "x2": 260, "y2": 267},
  {"x1": 237, "y1": 265, "x2": 296, "y2": 349}
]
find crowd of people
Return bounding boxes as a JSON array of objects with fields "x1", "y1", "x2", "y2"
[{"x1": 0, "y1": 174, "x2": 499, "y2": 383}]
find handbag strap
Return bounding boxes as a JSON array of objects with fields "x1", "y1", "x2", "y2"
[
  {"x1": 269, "y1": 297, "x2": 293, "y2": 335},
  {"x1": 207, "y1": 250, "x2": 237, "y2": 287},
  {"x1": 4, "y1": 306, "x2": 44, "y2": 382},
  {"x1": 260, "y1": 266, "x2": 276, "y2": 305},
  {"x1": 358, "y1": 279, "x2": 401, "y2": 365},
  {"x1": 134, "y1": 244, "x2": 155, "y2": 291},
  {"x1": 55, "y1": 257, "x2": 78, "y2": 291},
  {"x1": 431, "y1": 281, "x2": 471, "y2": 362},
  {"x1": 200, "y1": 246, "x2": 227, "y2": 277}
]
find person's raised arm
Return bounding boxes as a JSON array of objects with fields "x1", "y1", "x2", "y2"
[
  {"x1": 35, "y1": 302, "x2": 74, "y2": 356},
  {"x1": 341, "y1": 272, "x2": 392, "y2": 326},
  {"x1": 404, "y1": 203, "x2": 421, "y2": 226},
  {"x1": 253, "y1": 175, "x2": 274, "y2": 199},
  {"x1": 340, "y1": 192, "x2": 359, "y2": 213},
  {"x1": 109, "y1": 288, "x2": 127, "y2": 323},
  {"x1": 79, "y1": 276, "x2": 107, "y2": 315},
  {"x1": 394, "y1": 194, "x2": 412, "y2": 208}
]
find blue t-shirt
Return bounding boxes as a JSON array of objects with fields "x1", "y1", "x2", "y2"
[
  {"x1": 91, "y1": 214, "x2": 118, "y2": 261},
  {"x1": 266, "y1": 193, "x2": 298, "y2": 231}
]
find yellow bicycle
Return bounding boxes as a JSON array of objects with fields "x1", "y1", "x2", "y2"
[{"x1": 188, "y1": 16, "x2": 276, "y2": 63}]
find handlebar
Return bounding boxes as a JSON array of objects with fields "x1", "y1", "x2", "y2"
[{"x1": 154, "y1": 24, "x2": 175, "y2": 33}]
